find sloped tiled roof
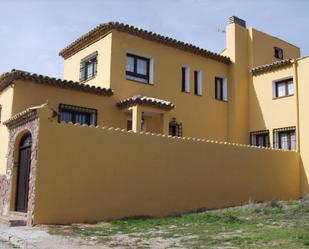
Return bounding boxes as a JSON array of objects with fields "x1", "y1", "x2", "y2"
[
  {"x1": 251, "y1": 59, "x2": 293, "y2": 76},
  {"x1": 117, "y1": 95, "x2": 175, "y2": 110},
  {"x1": 0, "y1": 69, "x2": 113, "y2": 95},
  {"x1": 59, "y1": 22, "x2": 231, "y2": 64}
]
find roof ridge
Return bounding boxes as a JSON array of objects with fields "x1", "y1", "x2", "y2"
[{"x1": 59, "y1": 22, "x2": 231, "y2": 64}]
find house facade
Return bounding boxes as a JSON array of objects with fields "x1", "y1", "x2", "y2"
[{"x1": 0, "y1": 16, "x2": 309, "y2": 225}]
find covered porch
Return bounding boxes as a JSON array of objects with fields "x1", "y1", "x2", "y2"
[{"x1": 117, "y1": 95, "x2": 176, "y2": 135}]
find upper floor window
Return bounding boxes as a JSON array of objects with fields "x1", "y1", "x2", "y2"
[
  {"x1": 274, "y1": 78, "x2": 294, "y2": 99},
  {"x1": 181, "y1": 67, "x2": 190, "y2": 93},
  {"x1": 194, "y1": 70, "x2": 202, "y2": 96},
  {"x1": 215, "y1": 77, "x2": 228, "y2": 101},
  {"x1": 250, "y1": 130, "x2": 270, "y2": 147},
  {"x1": 273, "y1": 126, "x2": 296, "y2": 151},
  {"x1": 80, "y1": 52, "x2": 97, "y2": 82},
  {"x1": 126, "y1": 53, "x2": 150, "y2": 84},
  {"x1": 58, "y1": 104, "x2": 97, "y2": 126},
  {"x1": 274, "y1": 47, "x2": 283, "y2": 59}
]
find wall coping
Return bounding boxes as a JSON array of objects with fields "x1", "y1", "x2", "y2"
[{"x1": 57, "y1": 121, "x2": 297, "y2": 153}]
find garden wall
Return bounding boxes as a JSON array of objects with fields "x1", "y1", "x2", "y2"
[{"x1": 33, "y1": 117, "x2": 300, "y2": 224}]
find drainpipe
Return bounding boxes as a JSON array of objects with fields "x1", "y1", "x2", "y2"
[{"x1": 293, "y1": 59, "x2": 301, "y2": 152}]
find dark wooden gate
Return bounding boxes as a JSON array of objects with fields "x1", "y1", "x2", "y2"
[{"x1": 15, "y1": 134, "x2": 32, "y2": 212}]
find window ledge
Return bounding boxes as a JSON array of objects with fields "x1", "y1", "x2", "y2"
[
  {"x1": 80, "y1": 74, "x2": 97, "y2": 84},
  {"x1": 126, "y1": 78, "x2": 153, "y2": 85},
  {"x1": 272, "y1": 94, "x2": 294, "y2": 100},
  {"x1": 215, "y1": 98, "x2": 228, "y2": 103}
]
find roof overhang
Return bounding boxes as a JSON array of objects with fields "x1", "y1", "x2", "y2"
[
  {"x1": 251, "y1": 59, "x2": 293, "y2": 76},
  {"x1": 117, "y1": 95, "x2": 175, "y2": 111},
  {"x1": 0, "y1": 69, "x2": 113, "y2": 96}
]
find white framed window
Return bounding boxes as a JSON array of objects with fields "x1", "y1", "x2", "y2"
[
  {"x1": 194, "y1": 70, "x2": 202, "y2": 96},
  {"x1": 215, "y1": 77, "x2": 228, "y2": 101},
  {"x1": 181, "y1": 66, "x2": 190, "y2": 93}
]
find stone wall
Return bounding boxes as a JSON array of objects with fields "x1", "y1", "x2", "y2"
[{"x1": 0, "y1": 117, "x2": 39, "y2": 225}]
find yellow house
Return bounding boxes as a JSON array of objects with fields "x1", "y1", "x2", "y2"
[{"x1": 0, "y1": 16, "x2": 308, "y2": 225}]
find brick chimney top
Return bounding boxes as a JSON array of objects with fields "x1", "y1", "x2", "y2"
[{"x1": 229, "y1": 16, "x2": 246, "y2": 28}]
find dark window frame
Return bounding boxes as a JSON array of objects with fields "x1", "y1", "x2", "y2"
[
  {"x1": 250, "y1": 130, "x2": 270, "y2": 147},
  {"x1": 194, "y1": 70, "x2": 202, "y2": 96},
  {"x1": 126, "y1": 53, "x2": 150, "y2": 84},
  {"x1": 181, "y1": 67, "x2": 187, "y2": 92},
  {"x1": 273, "y1": 126, "x2": 296, "y2": 151},
  {"x1": 169, "y1": 118, "x2": 182, "y2": 137},
  {"x1": 274, "y1": 78, "x2": 294, "y2": 99},
  {"x1": 58, "y1": 104, "x2": 97, "y2": 126},
  {"x1": 80, "y1": 52, "x2": 98, "y2": 82},
  {"x1": 274, "y1": 47, "x2": 283, "y2": 59},
  {"x1": 215, "y1": 77, "x2": 224, "y2": 100}
]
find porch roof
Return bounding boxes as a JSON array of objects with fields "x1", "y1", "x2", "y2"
[{"x1": 117, "y1": 95, "x2": 175, "y2": 111}]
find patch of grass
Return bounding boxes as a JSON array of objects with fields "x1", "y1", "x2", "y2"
[{"x1": 47, "y1": 199, "x2": 309, "y2": 248}]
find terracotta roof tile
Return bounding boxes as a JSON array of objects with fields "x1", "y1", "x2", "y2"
[
  {"x1": 59, "y1": 22, "x2": 231, "y2": 64},
  {"x1": 117, "y1": 95, "x2": 175, "y2": 111},
  {"x1": 251, "y1": 59, "x2": 293, "y2": 76},
  {"x1": 0, "y1": 69, "x2": 113, "y2": 96}
]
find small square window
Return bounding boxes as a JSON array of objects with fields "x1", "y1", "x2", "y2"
[
  {"x1": 274, "y1": 47, "x2": 283, "y2": 59},
  {"x1": 274, "y1": 78, "x2": 293, "y2": 98},
  {"x1": 273, "y1": 127, "x2": 296, "y2": 151},
  {"x1": 126, "y1": 54, "x2": 150, "y2": 84}
]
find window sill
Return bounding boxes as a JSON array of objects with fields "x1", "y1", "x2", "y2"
[
  {"x1": 126, "y1": 78, "x2": 153, "y2": 85},
  {"x1": 194, "y1": 93, "x2": 203, "y2": 97},
  {"x1": 215, "y1": 98, "x2": 228, "y2": 102},
  {"x1": 181, "y1": 91, "x2": 191, "y2": 94},
  {"x1": 80, "y1": 75, "x2": 97, "y2": 84},
  {"x1": 272, "y1": 94, "x2": 294, "y2": 100}
]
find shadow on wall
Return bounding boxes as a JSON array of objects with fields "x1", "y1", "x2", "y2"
[
  {"x1": 300, "y1": 157, "x2": 309, "y2": 196},
  {"x1": 249, "y1": 77, "x2": 267, "y2": 138}
]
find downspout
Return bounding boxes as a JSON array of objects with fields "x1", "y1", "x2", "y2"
[{"x1": 293, "y1": 60, "x2": 301, "y2": 152}]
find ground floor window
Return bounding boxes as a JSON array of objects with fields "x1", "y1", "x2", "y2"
[
  {"x1": 273, "y1": 126, "x2": 296, "y2": 151},
  {"x1": 250, "y1": 130, "x2": 270, "y2": 147},
  {"x1": 169, "y1": 118, "x2": 182, "y2": 137},
  {"x1": 58, "y1": 104, "x2": 97, "y2": 126}
]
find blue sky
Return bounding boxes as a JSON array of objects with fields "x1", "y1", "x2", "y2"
[{"x1": 0, "y1": 0, "x2": 308, "y2": 78}]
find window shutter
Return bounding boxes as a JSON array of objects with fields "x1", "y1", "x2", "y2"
[
  {"x1": 251, "y1": 134, "x2": 256, "y2": 146},
  {"x1": 223, "y1": 79, "x2": 228, "y2": 101},
  {"x1": 185, "y1": 68, "x2": 190, "y2": 92},
  {"x1": 80, "y1": 65, "x2": 85, "y2": 81}
]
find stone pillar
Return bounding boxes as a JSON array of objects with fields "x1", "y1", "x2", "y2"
[{"x1": 132, "y1": 106, "x2": 142, "y2": 132}]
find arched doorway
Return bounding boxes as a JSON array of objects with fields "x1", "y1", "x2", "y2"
[{"x1": 15, "y1": 133, "x2": 32, "y2": 212}]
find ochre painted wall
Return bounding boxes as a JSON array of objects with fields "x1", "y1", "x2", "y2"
[
  {"x1": 33, "y1": 112, "x2": 300, "y2": 224},
  {"x1": 109, "y1": 30, "x2": 230, "y2": 140},
  {"x1": 63, "y1": 33, "x2": 112, "y2": 89},
  {"x1": 296, "y1": 57, "x2": 309, "y2": 194},
  {"x1": 0, "y1": 86, "x2": 14, "y2": 174},
  {"x1": 249, "y1": 66, "x2": 297, "y2": 147},
  {"x1": 63, "y1": 30, "x2": 230, "y2": 141},
  {"x1": 11, "y1": 80, "x2": 127, "y2": 130},
  {"x1": 248, "y1": 29, "x2": 300, "y2": 68}
]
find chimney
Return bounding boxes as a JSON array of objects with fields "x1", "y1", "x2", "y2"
[{"x1": 229, "y1": 16, "x2": 246, "y2": 28}]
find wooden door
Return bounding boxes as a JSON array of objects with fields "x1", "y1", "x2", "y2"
[{"x1": 15, "y1": 134, "x2": 32, "y2": 212}]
